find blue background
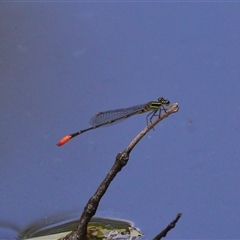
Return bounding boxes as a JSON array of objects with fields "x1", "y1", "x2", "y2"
[{"x1": 1, "y1": 2, "x2": 240, "y2": 239}]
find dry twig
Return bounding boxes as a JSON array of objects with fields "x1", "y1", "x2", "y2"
[
  {"x1": 152, "y1": 213, "x2": 182, "y2": 240},
  {"x1": 61, "y1": 103, "x2": 179, "y2": 240}
]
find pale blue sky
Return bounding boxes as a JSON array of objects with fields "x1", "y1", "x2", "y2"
[{"x1": 1, "y1": 2, "x2": 240, "y2": 239}]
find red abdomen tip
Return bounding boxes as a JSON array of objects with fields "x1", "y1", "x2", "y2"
[{"x1": 57, "y1": 135, "x2": 72, "y2": 146}]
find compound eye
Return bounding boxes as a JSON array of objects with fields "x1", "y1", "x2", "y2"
[
  {"x1": 166, "y1": 100, "x2": 170, "y2": 105},
  {"x1": 158, "y1": 97, "x2": 170, "y2": 105}
]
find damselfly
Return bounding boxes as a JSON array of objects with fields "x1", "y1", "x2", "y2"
[{"x1": 57, "y1": 97, "x2": 170, "y2": 146}]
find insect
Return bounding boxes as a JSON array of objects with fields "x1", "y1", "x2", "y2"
[{"x1": 57, "y1": 97, "x2": 170, "y2": 146}]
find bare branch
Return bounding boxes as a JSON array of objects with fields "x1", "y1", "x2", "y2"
[
  {"x1": 152, "y1": 213, "x2": 182, "y2": 240},
  {"x1": 125, "y1": 103, "x2": 179, "y2": 155},
  {"x1": 61, "y1": 103, "x2": 179, "y2": 240}
]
